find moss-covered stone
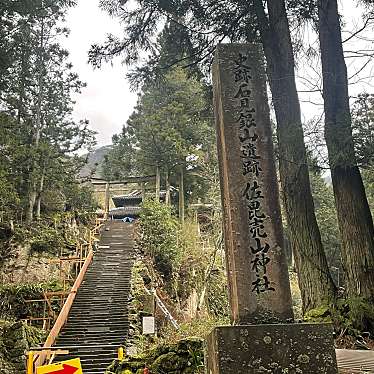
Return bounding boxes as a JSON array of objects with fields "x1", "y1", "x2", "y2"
[
  {"x1": 0, "y1": 320, "x2": 46, "y2": 374},
  {"x1": 304, "y1": 305, "x2": 331, "y2": 323},
  {"x1": 106, "y1": 338, "x2": 204, "y2": 374},
  {"x1": 151, "y1": 351, "x2": 187, "y2": 372}
]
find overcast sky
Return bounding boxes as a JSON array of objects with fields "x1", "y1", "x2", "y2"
[
  {"x1": 63, "y1": 0, "x2": 137, "y2": 147},
  {"x1": 64, "y1": 1, "x2": 373, "y2": 150}
]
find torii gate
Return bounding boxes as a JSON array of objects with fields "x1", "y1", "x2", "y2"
[{"x1": 90, "y1": 175, "x2": 158, "y2": 217}]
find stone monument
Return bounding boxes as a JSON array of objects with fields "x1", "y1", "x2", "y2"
[{"x1": 206, "y1": 43, "x2": 338, "y2": 373}]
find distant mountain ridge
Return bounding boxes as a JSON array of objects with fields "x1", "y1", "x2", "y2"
[{"x1": 79, "y1": 145, "x2": 112, "y2": 179}]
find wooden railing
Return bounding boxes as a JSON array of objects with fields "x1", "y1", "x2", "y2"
[
  {"x1": 34, "y1": 249, "x2": 93, "y2": 367},
  {"x1": 30, "y1": 217, "x2": 105, "y2": 371}
]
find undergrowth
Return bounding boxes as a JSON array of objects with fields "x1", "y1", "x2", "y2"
[{"x1": 0, "y1": 281, "x2": 62, "y2": 321}]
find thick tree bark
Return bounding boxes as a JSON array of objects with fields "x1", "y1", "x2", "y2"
[
  {"x1": 318, "y1": 0, "x2": 374, "y2": 300},
  {"x1": 253, "y1": 0, "x2": 336, "y2": 311}
]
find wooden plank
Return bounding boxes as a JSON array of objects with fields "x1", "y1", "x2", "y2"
[
  {"x1": 43, "y1": 291, "x2": 70, "y2": 297},
  {"x1": 24, "y1": 317, "x2": 52, "y2": 321},
  {"x1": 31, "y1": 344, "x2": 118, "y2": 350},
  {"x1": 336, "y1": 349, "x2": 374, "y2": 372},
  {"x1": 50, "y1": 257, "x2": 84, "y2": 262}
]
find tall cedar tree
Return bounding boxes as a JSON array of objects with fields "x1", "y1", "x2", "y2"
[
  {"x1": 252, "y1": 0, "x2": 336, "y2": 311},
  {"x1": 0, "y1": 1, "x2": 95, "y2": 222},
  {"x1": 318, "y1": 0, "x2": 374, "y2": 303}
]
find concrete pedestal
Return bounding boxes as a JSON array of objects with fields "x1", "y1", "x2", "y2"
[{"x1": 206, "y1": 323, "x2": 338, "y2": 374}]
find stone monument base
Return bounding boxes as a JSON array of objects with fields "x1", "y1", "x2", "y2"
[{"x1": 206, "y1": 323, "x2": 338, "y2": 373}]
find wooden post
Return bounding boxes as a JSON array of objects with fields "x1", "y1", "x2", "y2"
[
  {"x1": 178, "y1": 166, "x2": 185, "y2": 224},
  {"x1": 118, "y1": 347, "x2": 125, "y2": 360},
  {"x1": 27, "y1": 351, "x2": 34, "y2": 374},
  {"x1": 141, "y1": 182, "x2": 146, "y2": 203},
  {"x1": 104, "y1": 182, "x2": 110, "y2": 218}
]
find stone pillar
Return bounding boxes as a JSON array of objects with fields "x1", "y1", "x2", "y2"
[
  {"x1": 213, "y1": 43, "x2": 293, "y2": 324},
  {"x1": 207, "y1": 43, "x2": 338, "y2": 374}
]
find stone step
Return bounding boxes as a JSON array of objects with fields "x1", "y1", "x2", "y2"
[{"x1": 47, "y1": 222, "x2": 134, "y2": 371}]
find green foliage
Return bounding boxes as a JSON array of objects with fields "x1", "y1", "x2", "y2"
[
  {"x1": 0, "y1": 173, "x2": 19, "y2": 218},
  {"x1": 156, "y1": 317, "x2": 229, "y2": 347},
  {"x1": 139, "y1": 199, "x2": 180, "y2": 281},
  {"x1": 362, "y1": 168, "x2": 374, "y2": 213},
  {"x1": 90, "y1": 1, "x2": 257, "y2": 81},
  {"x1": 102, "y1": 134, "x2": 135, "y2": 181},
  {"x1": 333, "y1": 297, "x2": 374, "y2": 335},
  {"x1": 310, "y1": 170, "x2": 342, "y2": 280},
  {"x1": 0, "y1": 281, "x2": 62, "y2": 321},
  {"x1": 29, "y1": 226, "x2": 64, "y2": 253},
  {"x1": 0, "y1": 212, "x2": 87, "y2": 265},
  {"x1": 305, "y1": 297, "x2": 374, "y2": 335},
  {"x1": 0, "y1": 1, "x2": 96, "y2": 223},
  {"x1": 205, "y1": 270, "x2": 229, "y2": 318},
  {"x1": 174, "y1": 222, "x2": 207, "y2": 300},
  {"x1": 103, "y1": 64, "x2": 215, "y2": 208},
  {"x1": 352, "y1": 94, "x2": 374, "y2": 167},
  {"x1": 63, "y1": 184, "x2": 98, "y2": 213}
]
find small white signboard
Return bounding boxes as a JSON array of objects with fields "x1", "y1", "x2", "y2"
[
  {"x1": 127, "y1": 346, "x2": 138, "y2": 356},
  {"x1": 142, "y1": 316, "x2": 155, "y2": 335}
]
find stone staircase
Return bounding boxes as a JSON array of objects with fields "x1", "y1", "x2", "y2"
[{"x1": 53, "y1": 221, "x2": 134, "y2": 373}]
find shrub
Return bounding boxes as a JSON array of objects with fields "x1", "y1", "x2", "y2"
[{"x1": 139, "y1": 199, "x2": 180, "y2": 281}]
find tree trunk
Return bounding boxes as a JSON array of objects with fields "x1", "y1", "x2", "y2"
[
  {"x1": 25, "y1": 16, "x2": 44, "y2": 224},
  {"x1": 155, "y1": 165, "x2": 161, "y2": 201},
  {"x1": 35, "y1": 171, "x2": 45, "y2": 219},
  {"x1": 165, "y1": 170, "x2": 171, "y2": 205},
  {"x1": 179, "y1": 166, "x2": 185, "y2": 224},
  {"x1": 26, "y1": 189, "x2": 37, "y2": 223},
  {"x1": 253, "y1": 0, "x2": 336, "y2": 311},
  {"x1": 318, "y1": 0, "x2": 374, "y2": 300}
]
